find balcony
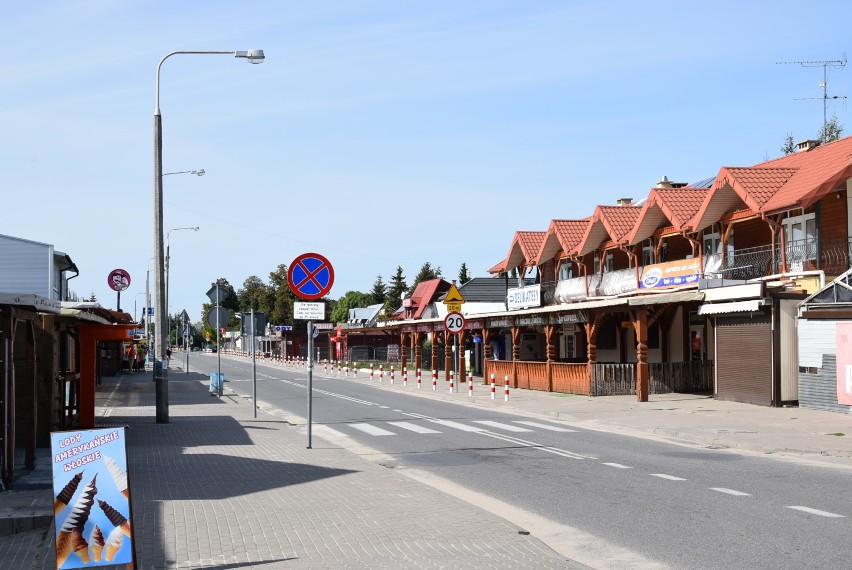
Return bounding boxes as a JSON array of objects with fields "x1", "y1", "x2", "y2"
[
  {"x1": 554, "y1": 275, "x2": 588, "y2": 303},
  {"x1": 702, "y1": 238, "x2": 850, "y2": 281},
  {"x1": 590, "y1": 267, "x2": 638, "y2": 297}
]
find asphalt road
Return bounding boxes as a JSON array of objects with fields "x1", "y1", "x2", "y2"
[{"x1": 188, "y1": 353, "x2": 852, "y2": 569}]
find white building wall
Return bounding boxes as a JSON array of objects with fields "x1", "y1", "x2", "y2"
[{"x1": 0, "y1": 234, "x2": 53, "y2": 298}]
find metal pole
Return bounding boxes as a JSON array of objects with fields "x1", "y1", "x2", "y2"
[
  {"x1": 154, "y1": 109, "x2": 169, "y2": 422},
  {"x1": 252, "y1": 308, "x2": 257, "y2": 419},
  {"x1": 453, "y1": 334, "x2": 458, "y2": 393},
  {"x1": 216, "y1": 300, "x2": 222, "y2": 397},
  {"x1": 307, "y1": 320, "x2": 313, "y2": 449}
]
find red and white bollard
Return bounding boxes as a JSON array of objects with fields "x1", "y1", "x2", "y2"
[
  {"x1": 345, "y1": 361, "x2": 349, "y2": 377},
  {"x1": 390, "y1": 366, "x2": 395, "y2": 384},
  {"x1": 370, "y1": 363, "x2": 374, "y2": 380},
  {"x1": 468, "y1": 372, "x2": 473, "y2": 397},
  {"x1": 380, "y1": 364, "x2": 384, "y2": 382},
  {"x1": 504, "y1": 375, "x2": 510, "y2": 401},
  {"x1": 432, "y1": 369, "x2": 437, "y2": 391},
  {"x1": 417, "y1": 369, "x2": 421, "y2": 389},
  {"x1": 490, "y1": 374, "x2": 496, "y2": 400},
  {"x1": 449, "y1": 370, "x2": 454, "y2": 393},
  {"x1": 403, "y1": 369, "x2": 408, "y2": 387},
  {"x1": 354, "y1": 363, "x2": 358, "y2": 377},
  {"x1": 323, "y1": 359, "x2": 327, "y2": 373}
]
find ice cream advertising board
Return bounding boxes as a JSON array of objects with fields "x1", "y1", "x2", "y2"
[{"x1": 50, "y1": 427, "x2": 135, "y2": 569}]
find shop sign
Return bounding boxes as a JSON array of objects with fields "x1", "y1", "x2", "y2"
[
  {"x1": 401, "y1": 324, "x2": 416, "y2": 333},
  {"x1": 639, "y1": 258, "x2": 701, "y2": 290},
  {"x1": 836, "y1": 323, "x2": 852, "y2": 406},
  {"x1": 555, "y1": 312, "x2": 587, "y2": 324},
  {"x1": 488, "y1": 317, "x2": 511, "y2": 328},
  {"x1": 464, "y1": 319, "x2": 484, "y2": 330},
  {"x1": 516, "y1": 316, "x2": 545, "y2": 326},
  {"x1": 416, "y1": 323, "x2": 433, "y2": 333},
  {"x1": 507, "y1": 284, "x2": 541, "y2": 310}
]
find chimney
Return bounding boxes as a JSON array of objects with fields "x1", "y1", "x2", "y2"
[
  {"x1": 616, "y1": 197, "x2": 633, "y2": 206},
  {"x1": 796, "y1": 139, "x2": 820, "y2": 152},
  {"x1": 656, "y1": 176, "x2": 672, "y2": 189}
]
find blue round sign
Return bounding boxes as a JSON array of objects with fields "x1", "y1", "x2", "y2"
[{"x1": 287, "y1": 253, "x2": 335, "y2": 301}]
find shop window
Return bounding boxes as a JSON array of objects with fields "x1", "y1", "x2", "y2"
[
  {"x1": 597, "y1": 319, "x2": 617, "y2": 350},
  {"x1": 647, "y1": 323, "x2": 660, "y2": 349}
]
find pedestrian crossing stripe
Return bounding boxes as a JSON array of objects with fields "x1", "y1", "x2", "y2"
[
  {"x1": 387, "y1": 421, "x2": 441, "y2": 434},
  {"x1": 473, "y1": 420, "x2": 533, "y2": 432},
  {"x1": 350, "y1": 423, "x2": 396, "y2": 436},
  {"x1": 513, "y1": 421, "x2": 577, "y2": 432}
]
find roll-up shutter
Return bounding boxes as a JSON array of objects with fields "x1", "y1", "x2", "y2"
[{"x1": 715, "y1": 316, "x2": 772, "y2": 406}]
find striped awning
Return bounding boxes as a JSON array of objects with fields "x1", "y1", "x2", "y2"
[{"x1": 697, "y1": 299, "x2": 762, "y2": 316}]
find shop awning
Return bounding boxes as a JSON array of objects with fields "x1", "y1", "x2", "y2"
[{"x1": 697, "y1": 299, "x2": 762, "y2": 316}]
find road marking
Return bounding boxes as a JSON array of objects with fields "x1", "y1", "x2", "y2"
[
  {"x1": 513, "y1": 421, "x2": 577, "y2": 432},
  {"x1": 787, "y1": 506, "x2": 845, "y2": 518},
  {"x1": 429, "y1": 419, "x2": 484, "y2": 432},
  {"x1": 602, "y1": 462, "x2": 633, "y2": 469},
  {"x1": 350, "y1": 423, "x2": 396, "y2": 436},
  {"x1": 387, "y1": 421, "x2": 441, "y2": 434},
  {"x1": 651, "y1": 474, "x2": 686, "y2": 481},
  {"x1": 710, "y1": 488, "x2": 751, "y2": 496},
  {"x1": 313, "y1": 425, "x2": 349, "y2": 438},
  {"x1": 473, "y1": 420, "x2": 533, "y2": 432}
]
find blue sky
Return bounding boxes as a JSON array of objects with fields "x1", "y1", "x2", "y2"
[{"x1": 3, "y1": 1, "x2": 850, "y2": 323}]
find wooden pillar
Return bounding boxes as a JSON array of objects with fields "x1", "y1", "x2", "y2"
[
  {"x1": 443, "y1": 332, "x2": 452, "y2": 381},
  {"x1": 413, "y1": 332, "x2": 422, "y2": 372},
  {"x1": 544, "y1": 323, "x2": 556, "y2": 392},
  {"x1": 482, "y1": 328, "x2": 492, "y2": 382},
  {"x1": 431, "y1": 332, "x2": 439, "y2": 373},
  {"x1": 400, "y1": 332, "x2": 408, "y2": 371},
  {"x1": 634, "y1": 308, "x2": 649, "y2": 402},
  {"x1": 457, "y1": 330, "x2": 466, "y2": 381},
  {"x1": 511, "y1": 326, "x2": 521, "y2": 388},
  {"x1": 585, "y1": 314, "x2": 599, "y2": 393}
]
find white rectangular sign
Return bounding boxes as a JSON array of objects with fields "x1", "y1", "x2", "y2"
[
  {"x1": 507, "y1": 284, "x2": 541, "y2": 310},
  {"x1": 294, "y1": 302, "x2": 325, "y2": 320}
]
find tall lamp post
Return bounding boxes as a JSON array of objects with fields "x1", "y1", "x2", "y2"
[
  {"x1": 154, "y1": 48, "x2": 265, "y2": 423},
  {"x1": 165, "y1": 226, "x2": 200, "y2": 326}
]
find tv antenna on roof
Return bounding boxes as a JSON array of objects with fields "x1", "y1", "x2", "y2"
[{"x1": 777, "y1": 56, "x2": 847, "y2": 135}]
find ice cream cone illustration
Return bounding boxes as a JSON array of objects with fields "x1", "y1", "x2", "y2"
[
  {"x1": 98, "y1": 499, "x2": 131, "y2": 537},
  {"x1": 103, "y1": 455, "x2": 129, "y2": 499},
  {"x1": 89, "y1": 524, "x2": 104, "y2": 562},
  {"x1": 53, "y1": 471, "x2": 83, "y2": 515},
  {"x1": 71, "y1": 528, "x2": 89, "y2": 563},
  {"x1": 105, "y1": 527, "x2": 124, "y2": 562},
  {"x1": 56, "y1": 474, "x2": 97, "y2": 566}
]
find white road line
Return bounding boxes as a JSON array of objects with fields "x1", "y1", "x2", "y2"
[
  {"x1": 473, "y1": 420, "x2": 533, "y2": 432},
  {"x1": 513, "y1": 421, "x2": 577, "y2": 432},
  {"x1": 602, "y1": 462, "x2": 633, "y2": 469},
  {"x1": 313, "y1": 425, "x2": 349, "y2": 438},
  {"x1": 387, "y1": 421, "x2": 442, "y2": 434},
  {"x1": 651, "y1": 474, "x2": 687, "y2": 481},
  {"x1": 711, "y1": 488, "x2": 751, "y2": 496},
  {"x1": 349, "y1": 423, "x2": 397, "y2": 436},
  {"x1": 429, "y1": 419, "x2": 484, "y2": 432},
  {"x1": 787, "y1": 506, "x2": 845, "y2": 518}
]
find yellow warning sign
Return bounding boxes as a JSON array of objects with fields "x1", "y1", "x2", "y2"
[{"x1": 443, "y1": 283, "x2": 466, "y2": 305}]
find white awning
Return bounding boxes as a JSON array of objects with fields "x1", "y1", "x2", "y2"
[{"x1": 697, "y1": 299, "x2": 762, "y2": 316}]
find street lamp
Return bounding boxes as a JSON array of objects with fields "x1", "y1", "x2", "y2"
[
  {"x1": 164, "y1": 169, "x2": 205, "y2": 177},
  {"x1": 154, "y1": 48, "x2": 265, "y2": 423},
  {"x1": 165, "y1": 226, "x2": 199, "y2": 327}
]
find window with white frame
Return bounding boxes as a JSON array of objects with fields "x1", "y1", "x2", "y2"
[
  {"x1": 781, "y1": 207, "x2": 816, "y2": 267},
  {"x1": 642, "y1": 239, "x2": 654, "y2": 267},
  {"x1": 558, "y1": 259, "x2": 573, "y2": 280}
]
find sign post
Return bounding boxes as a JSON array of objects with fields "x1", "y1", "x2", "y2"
[
  {"x1": 206, "y1": 284, "x2": 228, "y2": 397},
  {"x1": 288, "y1": 253, "x2": 334, "y2": 449},
  {"x1": 444, "y1": 311, "x2": 465, "y2": 394}
]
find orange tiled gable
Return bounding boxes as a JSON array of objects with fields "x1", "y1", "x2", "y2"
[
  {"x1": 628, "y1": 187, "x2": 709, "y2": 244},
  {"x1": 576, "y1": 205, "x2": 641, "y2": 256},
  {"x1": 536, "y1": 218, "x2": 591, "y2": 264},
  {"x1": 504, "y1": 231, "x2": 546, "y2": 271},
  {"x1": 487, "y1": 258, "x2": 507, "y2": 275},
  {"x1": 407, "y1": 278, "x2": 451, "y2": 319},
  {"x1": 717, "y1": 166, "x2": 799, "y2": 211}
]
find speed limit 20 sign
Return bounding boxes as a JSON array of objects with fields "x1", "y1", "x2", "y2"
[{"x1": 444, "y1": 311, "x2": 465, "y2": 334}]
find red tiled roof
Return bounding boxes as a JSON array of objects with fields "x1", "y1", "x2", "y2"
[
  {"x1": 504, "y1": 231, "x2": 546, "y2": 270},
  {"x1": 719, "y1": 167, "x2": 799, "y2": 211},
  {"x1": 628, "y1": 187, "x2": 709, "y2": 243},
  {"x1": 536, "y1": 218, "x2": 591, "y2": 264},
  {"x1": 487, "y1": 258, "x2": 507, "y2": 274},
  {"x1": 407, "y1": 278, "x2": 451, "y2": 319},
  {"x1": 575, "y1": 205, "x2": 640, "y2": 256}
]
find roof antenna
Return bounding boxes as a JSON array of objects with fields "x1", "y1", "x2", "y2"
[{"x1": 777, "y1": 55, "x2": 847, "y2": 136}]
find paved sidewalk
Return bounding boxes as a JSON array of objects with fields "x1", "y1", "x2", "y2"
[{"x1": 0, "y1": 369, "x2": 573, "y2": 569}]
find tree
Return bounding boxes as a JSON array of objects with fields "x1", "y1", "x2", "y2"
[
  {"x1": 267, "y1": 264, "x2": 298, "y2": 330},
  {"x1": 457, "y1": 262, "x2": 471, "y2": 285},
  {"x1": 781, "y1": 133, "x2": 796, "y2": 155},
  {"x1": 87, "y1": 292, "x2": 98, "y2": 303},
  {"x1": 238, "y1": 275, "x2": 272, "y2": 314},
  {"x1": 384, "y1": 266, "x2": 408, "y2": 315},
  {"x1": 410, "y1": 262, "x2": 442, "y2": 293},
  {"x1": 819, "y1": 114, "x2": 844, "y2": 143},
  {"x1": 331, "y1": 291, "x2": 373, "y2": 323},
  {"x1": 370, "y1": 274, "x2": 387, "y2": 305},
  {"x1": 200, "y1": 278, "x2": 238, "y2": 340}
]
